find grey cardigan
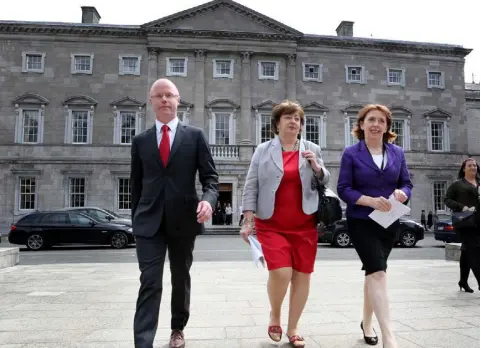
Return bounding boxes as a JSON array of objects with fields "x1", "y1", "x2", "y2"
[{"x1": 242, "y1": 137, "x2": 330, "y2": 220}]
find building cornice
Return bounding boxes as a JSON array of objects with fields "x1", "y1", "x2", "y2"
[{"x1": 0, "y1": 21, "x2": 471, "y2": 57}]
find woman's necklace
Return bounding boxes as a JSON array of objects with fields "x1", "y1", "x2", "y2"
[{"x1": 281, "y1": 139, "x2": 299, "y2": 152}]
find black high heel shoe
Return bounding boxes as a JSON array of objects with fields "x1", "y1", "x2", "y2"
[
  {"x1": 458, "y1": 281, "x2": 474, "y2": 293},
  {"x1": 360, "y1": 321, "x2": 379, "y2": 345}
]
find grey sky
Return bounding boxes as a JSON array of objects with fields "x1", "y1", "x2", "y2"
[{"x1": 2, "y1": 0, "x2": 479, "y2": 83}]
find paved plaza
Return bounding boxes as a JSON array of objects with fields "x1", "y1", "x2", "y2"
[{"x1": 0, "y1": 258, "x2": 479, "y2": 347}]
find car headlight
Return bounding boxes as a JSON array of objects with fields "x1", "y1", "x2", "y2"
[{"x1": 127, "y1": 228, "x2": 133, "y2": 233}]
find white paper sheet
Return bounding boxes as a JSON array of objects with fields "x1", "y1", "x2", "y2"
[
  {"x1": 368, "y1": 195, "x2": 411, "y2": 229},
  {"x1": 247, "y1": 235, "x2": 265, "y2": 268}
]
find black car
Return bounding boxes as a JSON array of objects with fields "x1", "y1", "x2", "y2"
[
  {"x1": 318, "y1": 218, "x2": 425, "y2": 248},
  {"x1": 58, "y1": 207, "x2": 132, "y2": 227},
  {"x1": 434, "y1": 219, "x2": 460, "y2": 243},
  {"x1": 8, "y1": 211, "x2": 135, "y2": 250}
]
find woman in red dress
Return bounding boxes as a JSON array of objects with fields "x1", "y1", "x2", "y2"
[{"x1": 241, "y1": 100, "x2": 330, "y2": 347}]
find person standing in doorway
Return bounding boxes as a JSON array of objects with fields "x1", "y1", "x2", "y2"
[
  {"x1": 427, "y1": 211, "x2": 433, "y2": 231},
  {"x1": 130, "y1": 78, "x2": 219, "y2": 348}
]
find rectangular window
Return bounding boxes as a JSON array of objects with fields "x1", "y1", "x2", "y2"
[
  {"x1": 119, "y1": 56, "x2": 140, "y2": 75},
  {"x1": 347, "y1": 117, "x2": 358, "y2": 145},
  {"x1": 19, "y1": 177, "x2": 36, "y2": 210},
  {"x1": 22, "y1": 110, "x2": 40, "y2": 143},
  {"x1": 428, "y1": 72, "x2": 442, "y2": 87},
  {"x1": 387, "y1": 68, "x2": 404, "y2": 85},
  {"x1": 71, "y1": 111, "x2": 89, "y2": 144},
  {"x1": 433, "y1": 181, "x2": 447, "y2": 212},
  {"x1": 391, "y1": 119, "x2": 405, "y2": 148},
  {"x1": 74, "y1": 56, "x2": 91, "y2": 72},
  {"x1": 26, "y1": 55, "x2": 43, "y2": 70},
  {"x1": 213, "y1": 59, "x2": 234, "y2": 78},
  {"x1": 69, "y1": 178, "x2": 86, "y2": 207},
  {"x1": 430, "y1": 121, "x2": 444, "y2": 151},
  {"x1": 119, "y1": 111, "x2": 136, "y2": 145},
  {"x1": 260, "y1": 114, "x2": 273, "y2": 143},
  {"x1": 167, "y1": 58, "x2": 188, "y2": 77},
  {"x1": 215, "y1": 113, "x2": 231, "y2": 145},
  {"x1": 303, "y1": 63, "x2": 322, "y2": 82},
  {"x1": 258, "y1": 61, "x2": 279, "y2": 80},
  {"x1": 118, "y1": 178, "x2": 131, "y2": 210},
  {"x1": 346, "y1": 66, "x2": 363, "y2": 83},
  {"x1": 305, "y1": 116, "x2": 320, "y2": 145}
]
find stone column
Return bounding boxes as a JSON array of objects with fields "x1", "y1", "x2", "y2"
[
  {"x1": 146, "y1": 47, "x2": 159, "y2": 128},
  {"x1": 240, "y1": 52, "x2": 252, "y2": 145},
  {"x1": 194, "y1": 49, "x2": 206, "y2": 131},
  {"x1": 286, "y1": 53, "x2": 296, "y2": 101}
]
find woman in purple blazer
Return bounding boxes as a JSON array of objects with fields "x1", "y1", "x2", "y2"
[{"x1": 337, "y1": 104, "x2": 413, "y2": 348}]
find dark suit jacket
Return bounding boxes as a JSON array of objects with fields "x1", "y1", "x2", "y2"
[
  {"x1": 337, "y1": 139, "x2": 413, "y2": 220},
  {"x1": 130, "y1": 122, "x2": 219, "y2": 237}
]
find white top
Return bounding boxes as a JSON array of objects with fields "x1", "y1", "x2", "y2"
[
  {"x1": 372, "y1": 153, "x2": 386, "y2": 169},
  {"x1": 155, "y1": 117, "x2": 179, "y2": 148},
  {"x1": 225, "y1": 207, "x2": 232, "y2": 215}
]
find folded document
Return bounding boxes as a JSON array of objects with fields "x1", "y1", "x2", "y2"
[
  {"x1": 247, "y1": 235, "x2": 265, "y2": 268},
  {"x1": 368, "y1": 195, "x2": 411, "y2": 229}
]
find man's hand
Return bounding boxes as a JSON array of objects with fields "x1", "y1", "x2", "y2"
[{"x1": 197, "y1": 201, "x2": 212, "y2": 223}]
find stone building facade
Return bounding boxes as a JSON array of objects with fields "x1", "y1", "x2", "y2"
[{"x1": 0, "y1": 0, "x2": 479, "y2": 229}]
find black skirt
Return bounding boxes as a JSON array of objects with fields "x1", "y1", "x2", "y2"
[{"x1": 347, "y1": 217, "x2": 398, "y2": 276}]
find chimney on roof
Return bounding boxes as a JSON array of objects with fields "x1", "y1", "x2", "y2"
[
  {"x1": 336, "y1": 21, "x2": 354, "y2": 37},
  {"x1": 81, "y1": 6, "x2": 101, "y2": 24}
]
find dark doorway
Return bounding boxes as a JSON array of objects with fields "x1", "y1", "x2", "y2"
[{"x1": 213, "y1": 183, "x2": 233, "y2": 225}]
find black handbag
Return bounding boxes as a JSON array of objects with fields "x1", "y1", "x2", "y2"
[
  {"x1": 315, "y1": 182, "x2": 343, "y2": 227},
  {"x1": 452, "y1": 211, "x2": 477, "y2": 229}
]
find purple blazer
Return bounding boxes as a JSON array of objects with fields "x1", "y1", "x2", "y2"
[{"x1": 337, "y1": 140, "x2": 413, "y2": 220}]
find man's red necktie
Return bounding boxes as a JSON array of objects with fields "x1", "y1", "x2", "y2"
[{"x1": 159, "y1": 124, "x2": 170, "y2": 167}]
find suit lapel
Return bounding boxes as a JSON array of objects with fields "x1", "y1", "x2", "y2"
[
  {"x1": 166, "y1": 123, "x2": 185, "y2": 167},
  {"x1": 383, "y1": 143, "x2": 396, "y2": 171},
  {"x1": 270, "y1": 137, "x2": 283, "y2": 172},
  {"x1": 299, "y1": 139, "x2": 306, "y2": 169},
  {"x1": 358, "y1": 140, "x2": 381, "y2": 172},
  {"x1": 147, "y1": 126, "x2": 164, "y2": 170}
]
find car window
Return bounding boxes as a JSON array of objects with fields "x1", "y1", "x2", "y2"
[
  {"x1": 68, "y1": 213, "x2": 93, "y2": 225},
  {"x1": 17, "y1": 213, "x2": 41, "y2": 224},
  {"x1": 89, "y1": 210, "x2": 110, "y2": 221},
  {"x1": 104, "y1": 209, "x2": 121, "y2": 218},
  {"x1": 41, "y1": 213, "x2": 69, "y2": 224}
]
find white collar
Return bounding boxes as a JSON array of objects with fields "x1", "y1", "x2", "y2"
[{"x1": 155, "y1": 117, "x2": 179, "y2": 134}]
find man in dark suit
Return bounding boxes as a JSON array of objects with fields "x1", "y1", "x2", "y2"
[{"x1": 131, "y1": 78, "x2": 219, "y2": 348}]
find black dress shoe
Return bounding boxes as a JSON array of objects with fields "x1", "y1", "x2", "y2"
[
  {"x1": 458, "y1": 281, "x2": 474, "y2": 293},
  {"x1": 360, "y1": 321, "x2": 379, "y2": 345}
]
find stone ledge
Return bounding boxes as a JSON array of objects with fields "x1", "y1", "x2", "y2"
[
  {"x1": 445, "y1": 242, "x2": 462, "y2": 261},
  {"x1": 0, "y1": 247, "x2": 20, "y2": 269}
]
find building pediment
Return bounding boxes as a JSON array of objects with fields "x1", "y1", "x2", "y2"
[
  {"x1": 63, "y1": 95, "x2": 98, "y2": 106},
  {"x1": 341, "y1": 103, "x2": 365, "y2": 114},
  {"x1": 252, "y1": 100, "x2": 278, "y2": 110},
  {"x1": 206, "y1": 99, "x2": 239, "y2": 110},
  {"x1": 12, "y1": 93, "x2": 49, "y2": 106},
  {"x1": 110, "y1": 96, "x2": 145, "y2": 108},
  {"x1": 179, "y1": 99, "x2": 194, "y2": 108},
  {"x1": 389, "y1": 105, "x2": 412, "y2": 116},
  {"x1": 302, "y1": 102, "x2": 329, "y2": 112},
  {"x1": 142, "y1": 0, "x2": 301, "y2": 37},
  {"x1": 423, "y1": 108, "x2": 452, "y2": 119}
]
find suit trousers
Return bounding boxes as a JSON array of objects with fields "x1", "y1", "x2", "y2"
[{"x1": 133, "y1": 213, "x2": 196, "y2": 348}]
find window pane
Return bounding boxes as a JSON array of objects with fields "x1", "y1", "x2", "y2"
[
  {"x1": 215, "y1": 113, "x2": 230, "y2": 145},
  {"x1": 305, "y1": 116, "x2": 319, "y2": 145},
  {"x1": 431, "y1": 122, "x2": 444, "y2": 151},
  {"x1": 261, "y1": 114, "x2": 273, "y2": 143},
  {"x1": 122, "y1": 57, "x2": 138, "y2": 72},
  {"x1": 19, "y1": 177, "x2": 36, "y2": 210},
  {"x1": 215, "y1": 60, "x2": 231, "y2": 75},
  {"x1": 118, "y1": 178, "x2": 131, "y2": 210},
  {"x1": 23, "y1": 110, "x2": 39, "y2": 143},
  {"x1": 69, "y1": 178, "x2": 86, "y2": 207},
  {"x1": 170, "y1": 59, "x2": 185, "y2": 73},
  {"x1": 120, "y1": 111, "x2": 136, "y2": 144},
  {"x1": 27, "y1": 55, "x2": 42, "y2": 70},
  {"x1": 72, "y1": 111, "x2": 89, "y2": 143},
  {"x1": 261, "y1": 62, "x2": 276, "y2": 77},
  {"x1": 433, "y1": 181, "x2": 447, "y2": 212},
  {"x1": 391, "y1": 120, "x2": 404, "y2": 148},
  {"x1": 74, "y1": 56, "x2": 91, "y2": 71}
]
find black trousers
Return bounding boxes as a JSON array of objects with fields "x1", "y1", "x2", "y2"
[
  {"x1": 459, "y1": 228, "x2": 480, "y2": 287},
  {"x1": 133, "y1": 216, "x2": 196, "y2": 348}
]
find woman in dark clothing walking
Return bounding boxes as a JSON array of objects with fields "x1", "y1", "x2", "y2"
[{"x1": 444, "y1": 158, "x2": 480, "y2": 292}]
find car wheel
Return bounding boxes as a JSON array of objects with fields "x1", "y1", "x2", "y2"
[
  {"x1": 400, "y1": 231, "x2": 417, "y2": 248},
  {"x1": 333, "y1": 231, "x2": 350, "y2": 248},
  {"x1": 26, "y1": 233, "x2": 45, "y2": 251},
  {"x1": 111, "y1": 232, "x2": 128, "y2": 249}
]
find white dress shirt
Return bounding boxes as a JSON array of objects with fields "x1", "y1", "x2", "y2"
[{"x1": 155, "y1": 117, "x2": 179, "y2": 149}]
